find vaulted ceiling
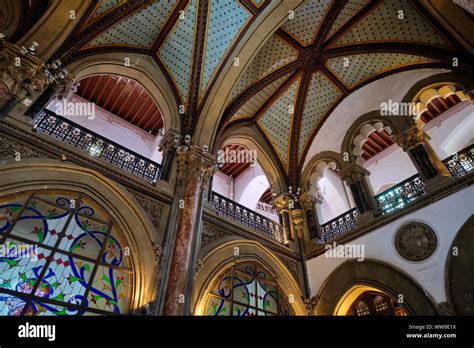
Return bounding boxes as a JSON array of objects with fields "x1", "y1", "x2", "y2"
[
  {"x1": 76, "y1": 75, "x2": 164, "y2": 135},
  {"x1": 53, "y1": 0, "x2": 264, "y2": 136},
  {"x1": 47, "y1": 0, "x2": 472, "y2": 187},
  {"x1": 220, "y1": 0, "x2": 472, "y2": 186}
]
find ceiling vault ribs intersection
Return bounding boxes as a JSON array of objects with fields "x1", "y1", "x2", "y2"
[
  {"x1": 220, "y1": 0, "x2": 472, "y2": 187},
  {"x1": 52, "y1": 0, "x2": 268, "y2": 136},
  {"x1": 47, "y1": 0, "x2": 473, "y2": 188}
]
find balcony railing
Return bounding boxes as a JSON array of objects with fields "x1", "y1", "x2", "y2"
[
  {"x1": 443, "y1": 144, "x2": 474, "y2": 178},
  {"x1": 320, "y1": 144, "x2": 473, "y2": 242},
  {"x1": 211, "y1": 192, "x2": 284, "y2": 244},
  {"x1": 375, "y1": 174, "x2": 426, "y2": 215},
  {"x1": 320, "y1": 208, "x2": 358, "y2": 243},
  {"x1": 33, "y1": 109, "x2": 162, "y2": 183}
]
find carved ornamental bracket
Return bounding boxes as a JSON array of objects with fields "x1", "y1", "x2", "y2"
[{"x1": 176, "y1": 145, "x2": 217, "y2": 187}]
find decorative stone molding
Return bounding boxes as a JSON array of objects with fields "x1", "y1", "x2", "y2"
[
  {"x1": 0, "y1": 135, "x2": 50, "y2": 159},
  {"x1": 279, "y1": 255, "x2": 300, "y2": 284},
  {"x1": 129, "y1": 190, "x2": 163, "y2": 232},
  {"x1": 0, "y1": 121, "x2": 174, "y2": 205},
  {"x1": 203, "y1": 209, "x2": 299, "y2": 259},
  {"x1": 201, "y1": 223, "x2": 231, "y2": 249},
  {"x1": 176, "y1": 145, "x2": 217, "y2": 186},
  {"x1": 158, "y1": 128, "x2": 181, "y2": 152},
  {"x1": 306, "y1": 172, "x2": 472, "y2": 260},
  {"x1": 290, "y1": 208, "x2": 306, "y2": 239},
  {"x1": 0, "y1": 41, "x2": 49, "y2": 105},
  {"x1": 394, "y1": 222, "x2": 438, "y2": 262},
  {"x1": 395, "y1": 125, "x2": 451, "y2": 182},
  {"x1": 152, "y1": 243, "x2": 162, "y2": 265},
  {"x1": 303, "y1": 295, "x2": 319, "y2": 315},
  {"x1": 273, "y1": 193, "x2": 293, "y2": 213}
]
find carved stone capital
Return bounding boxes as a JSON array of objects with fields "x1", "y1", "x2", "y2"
[
  {"x1": 395, "y1": 125, "x2": 428, "y2": 152},
  {"x1": 176, "y1": 145, "x2": 217, "y2": 185},
  {"x1": 54, "y1": 73, "x2": 77, "y2": 100},
  {"x1": 303, "y1": 295, "x2": 319, "y2": 315},
  {"x1": 299, "y1": 191, "x2": 319, "y2": 210},
  {"x1": 158, "y1": 128, "x2": 181, "y2": 152},
  {"x1": 339, "y1": 163, "x2": 370, "y2": 186},
  {"x1": 0, "y1": 41, "x2": 49, "y2": 104},
  {"x1": 273, "y1": 193, "x2": 293, "y2": 213}
]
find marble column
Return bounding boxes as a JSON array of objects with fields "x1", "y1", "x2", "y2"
[
  {"x1": 340, "y1": 163, "x2": 381, "y2": 224},
  {"x1": 273, "y1": 193, "x2": 294, "y2": 244},
  {"x1": 162, "y1": 145, "x2": 215, "y2": 315},
  {"x1": 395, "y1": 125, "x2": 451, "y2": 189}
]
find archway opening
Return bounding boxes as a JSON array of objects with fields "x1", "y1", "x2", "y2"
[
  {"x1": 334, "y1": 285, "x2": 407, "y2": 316},
  {"x1": 213, "y1": 143, "x2": 278, "y2": 221},
  {"x1": 44, "y1": 73, "x2": 165, "y2": 164}
]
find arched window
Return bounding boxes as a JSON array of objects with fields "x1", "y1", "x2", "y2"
[
  {"x1": 0, "y1": 190, "x2": 133, "y2": 316},
  {"x1": 203, "y1": 262, "x2": 292, "y2": 316},
  {"x1": 354, "y1": 300, "x2": 370, "y2": 316},
  {"x1": 349, "y1": 292, "x2": 407, "y2": 316}
]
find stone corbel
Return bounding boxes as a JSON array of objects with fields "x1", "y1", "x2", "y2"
[
  {"x1": 158, "y1": 128, "x2": 181, "y2": 153},
  {"x1": 303, "y1": 295, "x2": 319, "y2": 315}
]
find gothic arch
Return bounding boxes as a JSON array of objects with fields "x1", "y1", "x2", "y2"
[
  {"x1": 0, "y1": 0, "x2": 21, "y2": 37},
  {"x1": 314, "y1": 259, "x2": 438, "y2": 315},
  {"x1": 340, "y1": 111, "x2": 408, "y2": 164},
  {"x1": 301, "y1": 151, "x2": 344, "y2": 194},
  {"x1": 217, "y1": 126, "x2": 288, "y2": 194},
  {"x1": 65, "y1": 52, "x2": 181, "y2": 133},
  {"x1": 192, "y1": 239, "x2": 306, "y2": 315},
  {"x1": 445, "y1": 215, "x2": 474, "y2": 315},
  {"x1": 0, "y1": 159, "x2": 159, "y2": 314},
  {"x1": 401, "y1": 71, "x2": 474, "y2": 106},
  {"x1": 194, "y1": 0, "x2": 304, "y2": 148}
]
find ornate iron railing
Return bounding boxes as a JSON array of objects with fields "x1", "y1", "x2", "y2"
[
  {"x1": 211, "y1": 192, "x2": 284, "y2": 244},
  {"x1": 375, "y1": 174, "x2": 426, "y2": 215},
  {"x1": 33, "y1": 109, "x2": 162, "y2": 183},
  {"x1": 320, "y1": 208, "x2": 358, "y2": 243},
  {"x1": 319, "y1": 144, "x2": 473, "y2": 242},
  {"x1": 443, "y1": 144, "x2": 474, "y2": 179}
]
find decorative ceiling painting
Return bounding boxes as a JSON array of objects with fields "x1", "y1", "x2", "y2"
[
  {"x1": 54, "y1": 0, "x2": 270, "y2": 134},
  {"x1": 51, "y1": 0, "x2": 470, "y2": 186},
  {"x1": 221, "y1": 0, "x2": 462, "y2": 184}
]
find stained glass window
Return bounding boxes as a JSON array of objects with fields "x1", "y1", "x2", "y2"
[
  {"x1": 203, "y1": 262, "x2": 292, "y2": 316},
  {"x1": 0, "y1": 191, "x2": 133, "y2": 316}
]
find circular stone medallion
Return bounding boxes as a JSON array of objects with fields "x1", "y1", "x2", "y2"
[{"x1": 395, "y1": 222, "x2": 437, "y2": 261}]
